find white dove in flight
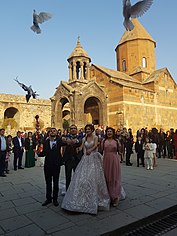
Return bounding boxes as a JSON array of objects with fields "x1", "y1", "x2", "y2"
[
  {"x1": 30, "y1": 9, "x2": 52, "y2": 34},
  {"x1": 123, "y1": 0, "x2": 153, "y2": 31}
]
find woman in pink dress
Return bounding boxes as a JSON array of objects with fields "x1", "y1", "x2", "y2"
[{"x1": 102, "y1": 127, "x2": 122, "y2": 207}]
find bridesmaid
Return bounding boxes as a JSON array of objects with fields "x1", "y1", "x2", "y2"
[
  {"x1": 25, "y1": 132, "x2": 36, "y2": 168},
  {"x1": 102, "y1": 127, "x2": 122, "y2": 207}
]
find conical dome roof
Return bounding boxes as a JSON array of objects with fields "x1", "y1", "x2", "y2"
[
  {"x1": 67, "y1": 37, "x2": 91, "y2": 62},
  {"x1": 118, "y1": 19, "x2": 156, "y2": 47}
]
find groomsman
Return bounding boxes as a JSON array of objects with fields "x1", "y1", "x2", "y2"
[
  {"x1": 38, "y1": 128, "x2": 66, "y2": 207},
  {"x1": 12, "y1": 131, "x2": 25, "y2": 170}
]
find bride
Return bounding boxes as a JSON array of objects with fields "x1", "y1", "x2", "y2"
[{"x1": 61, "y1": 124, "x2": 110, "y2": 215}]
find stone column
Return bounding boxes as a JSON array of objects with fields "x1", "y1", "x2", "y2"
[
  {"x1": 54, "y1": 101, "x2": 62, "y2": 129},
  {"x1": 73, "y1": 61, "x2": 76, "y2": 80},
  {"x1": 86, "y1": 62, "x2": 90, "y2": 80},
  {"x1": 80, "y1": 61, "x2": 84, "y2": 81},
  {"x1": 51, "y1": 99, "x2": 56, "y2": 127},
  {"x1": 68, "y1": 65, "x2": 72, "y2": 81}
]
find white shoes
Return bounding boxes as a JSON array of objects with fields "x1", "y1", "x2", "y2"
[{"x1": 147, "y1": 166, "x2": 153, "y2": 170}]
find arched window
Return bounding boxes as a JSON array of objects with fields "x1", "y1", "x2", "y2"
[
  {"x1": 122, "y1": 60, "x2": 126, "y2": 72},
  {"x1": 76, "y1": 61, "x2": 81, "y2": 79},
  {"x1": 142, "y1": 57, "x2": 147, "y2": 68},
  {"x1": 83, "y1": 62, "x2": 87, "y2": 79}
]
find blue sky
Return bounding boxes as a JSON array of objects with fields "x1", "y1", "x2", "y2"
[{"x1": 0, "y1": 0, "x2": 176, "y2": 99}]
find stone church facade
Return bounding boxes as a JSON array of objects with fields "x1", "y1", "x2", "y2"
[
  {"x1": 1, "y1": 19, "x2": 177, "y2": 134},
  {"x1": 51, "y1": 19, "x2": 177, "y2": 132}
]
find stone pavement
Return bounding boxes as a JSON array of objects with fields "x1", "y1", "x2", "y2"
[{"x1": 0, "y1": 154, "x2": 177, "y2": 236}]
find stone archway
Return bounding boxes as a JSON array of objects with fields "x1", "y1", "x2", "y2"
[
  {"x1": 60, "y1": 97, "x2": 71, "y2": 129},
  {"x1": 84, "y1": 97, "x2": 102, "y2": 125},
  {"x1": 3, "y1": 107, "x2": 20, "y2": 130},
  {"x1": 4, "y1": 107, "x2": 19, "y2": 119},
  {"x1": 62, "y1": 104, "x2": 70, "y2": 129}
]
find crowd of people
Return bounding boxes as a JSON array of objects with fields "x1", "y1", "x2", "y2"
[
  {"x1": 0, "y1": 129, "x2": 37, "y2": 177},
  {"x1": 0, "y1": 125, "x2": 177, "y2": 215}
]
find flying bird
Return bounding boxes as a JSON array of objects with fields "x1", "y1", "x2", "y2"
[
  {"x1": 30, "y1": 9, "x2": 52, "y2": 34},
  {"x1": 14, "y1": 77, "x2": 39, "y2": 103},
  {"x1": 123, "y1": 0, "x2": 153, "y2": 31}
]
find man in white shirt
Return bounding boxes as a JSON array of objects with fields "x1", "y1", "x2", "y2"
[{"x1": 12, "y1": 131, "x2": 25, "y2": 170}]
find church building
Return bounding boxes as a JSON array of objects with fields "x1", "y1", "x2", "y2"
[{"x1": 51, "y1": 19, "x2": 177, "y2": 132}]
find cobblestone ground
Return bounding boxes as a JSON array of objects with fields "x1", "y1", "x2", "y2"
[{"x1": 0, "y1": 153, "x2": 177, "y2": 236}]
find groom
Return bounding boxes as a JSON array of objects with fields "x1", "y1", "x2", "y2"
[{"x1": 63, "y1": 124, "x2": 83, "y2": 190}]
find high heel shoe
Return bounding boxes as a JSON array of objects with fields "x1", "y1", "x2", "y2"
[{"x1": 112, "y1": 198, "x2": 119, "y2": 207}]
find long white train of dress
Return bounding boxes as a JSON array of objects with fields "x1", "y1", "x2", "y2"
[{"x1": 61, "y1": 140, "x2": 110, "y2": 215}]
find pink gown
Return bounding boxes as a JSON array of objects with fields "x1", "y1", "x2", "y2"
[{"x1": 103, "y1": 139, "x2": 121, "y2": 202}]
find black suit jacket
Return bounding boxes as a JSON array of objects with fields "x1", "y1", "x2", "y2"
[
  {"x1": 135, "y1": 140, "x2": 144, "y2": 153},
  {"x1": 39, "y1": 138, "x2": 65, "y2": 167},
  {"x1": 63, "y1": 135, "x2": 82, "y2": 162},
  {"x1": 12, "y1": 136, "x2": 24, "y2": 153}
]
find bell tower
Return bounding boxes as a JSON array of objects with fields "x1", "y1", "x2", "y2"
[
  {"x1": 67, "y1": 37, "x2": 91, "y2": 82},
  {"x1": 115, "y1": 19, "x2": 156, "y2": 82}
]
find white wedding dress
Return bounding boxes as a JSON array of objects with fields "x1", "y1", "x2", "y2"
[{"x1": 61, "y1": 139, "x2": 110, "y2": 214}]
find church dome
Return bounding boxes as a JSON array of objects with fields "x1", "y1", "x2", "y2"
[
  {"x1": 118, "y1": 19, "x2": 156, "y2": 47},
  {"x1": 67, "y1": 37, "x2": 91, "y2": 62}
]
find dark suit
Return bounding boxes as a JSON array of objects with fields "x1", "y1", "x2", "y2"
[
  {"x1": 39, "y1": 138, "x2": 65, "y2": 201},
  {"x1": 63, "y1": 134, "x2": 82, "y2": 190},
  {"x1": 135, "y1": 140, "x2": 145, "y2": 167},
  {"x1": 12, "y1": 136, "x2": 25, "y2": 170},
  {"x1": 0, "y1": 136, "x2": 7, "y2": 175},
  {"x1": 125, "y1": 133, "x2": 134, "y2": 165}
]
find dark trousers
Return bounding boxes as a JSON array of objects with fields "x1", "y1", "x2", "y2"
[
  {"x1": 65, "y1": 159, "x2": 79, "y2": 191},
  {"x1": 44, "y1": 166, "x2": 60, "y2": 201},
  {"x1": 13, "y1": 150, "x2": 23, "y2": 169},
  {"x1": 126, "y1": 151, "x2": 132, "y2": 165},
  {"x1": 167, "y1": 142, "x2": 173, "y2": 158},
  {"x1": 0, "y1": 151, "x2": 6, "y2": 175},
  {"x1": 5, "y1": 161, "x2": 9, "y2": 172},
  {"x1": 158, "y1": 144, "x2": 164, "y2": 158},
  {"x1": 137, "y1": 151, "x2": 145, "y2": 167}
]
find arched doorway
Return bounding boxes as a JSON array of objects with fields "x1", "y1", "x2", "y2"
[
  {"x1": 84, "y1": 97, "x2": 101, "y2": 125},
  {"x1": 3, "y1": 107, "x2": 20, "y2": 130},
  {"x1": 4, "y1": 107, "x2": 19, "y2": 119},
  {"x1": 60, "y1": 98, "x2": 70, "y2": 130}
]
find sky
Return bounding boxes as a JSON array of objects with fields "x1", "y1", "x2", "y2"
[{"x1": 0, "y1": 0, "x2": 177, "y2": 100}]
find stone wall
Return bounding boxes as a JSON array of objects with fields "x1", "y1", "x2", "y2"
[
  {"x1": 93, "y1": 66, "x2": 177, "y2": 132},
  {"x1": 0, "y1": 93, "x2": 51, "y2": 135}
]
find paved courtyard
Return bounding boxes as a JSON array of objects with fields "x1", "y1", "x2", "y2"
[{"x1": 0, "y1": 154, "x2": 177, "y2": 236}]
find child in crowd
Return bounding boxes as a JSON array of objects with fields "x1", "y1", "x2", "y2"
[{"x1": 144, "y1": 137, "x2": 154, "y2": 170}]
